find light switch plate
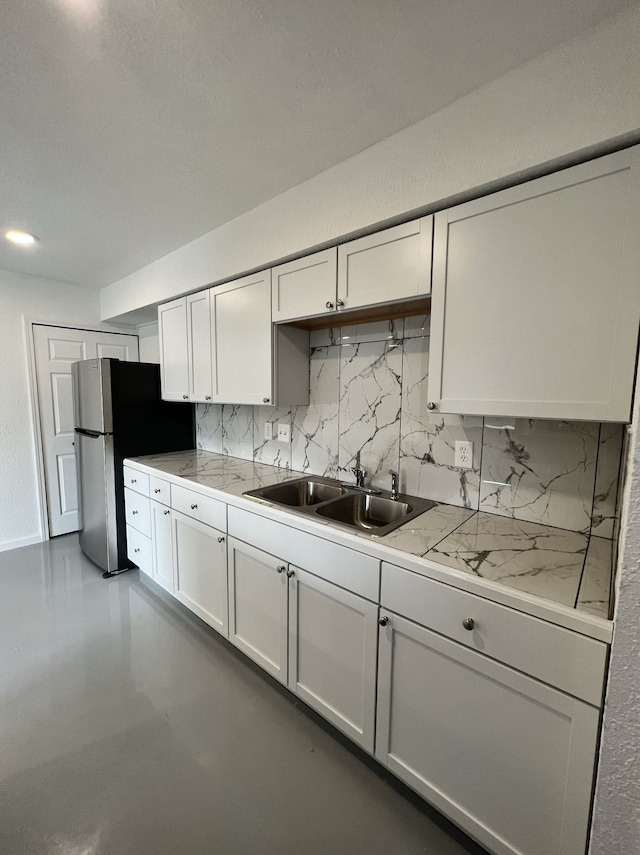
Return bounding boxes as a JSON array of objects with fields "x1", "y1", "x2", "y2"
[
  {"x1": 454, "y1": 440, "x2": 473, "y2": 469},
  {"x1": 277, "y1": 423, "x2": 290, "y2": 443},
  {"x1": 264, "y1": 422, "x2": 273, "y2": 441}
]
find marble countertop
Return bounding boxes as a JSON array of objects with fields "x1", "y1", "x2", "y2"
[{"x1": 128, "y1": 450, "x2": 613, "y2": 624}]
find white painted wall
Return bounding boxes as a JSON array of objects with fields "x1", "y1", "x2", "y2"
[
  {"x1": 137, "y1": 322, "x2": 160, "y2": 363},
  {"x1": 0, "y1": 270, "x2": 120, "y2": 551},
  {"x1": 101, "y1": 4, "x2": 640, "y2": 321}
]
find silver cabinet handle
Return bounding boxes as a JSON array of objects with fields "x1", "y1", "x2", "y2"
[
  {"x1": 286, "y1": 568, "x2": 295, "y2": 578},
  {"x1": 205, "y1": 396, "x2": 211, "y2": 401},
  {"x1": 132, "y1": 510, "x2": 138, "y2": 515},
  {"x1": 326, "y1": 301, "x2": 334, "y2": 309},
  {"x1": 427, "y1": 402, "x2": 437, "y2": 410},
  {"x1": 336, "y1": 299, "x2": 344, "y2": 308},
  {"x1": 462, "y1": 617, "x2": 475, "y2": 631},
  {"x1": 190, "y1": 504, "x2": 197, "y2": 510},
  {"x1": 263, "y1": 397, "x2": 270, "y2": 404},
  {"x1": 134, "y1": 548, "x2": 140, "y2": 553},
  {"x1": 163, "y1": 510, "x2": 170, "y2": 515},
  {"x1": 276, "y1": 565, "x2": 286, "y2": 574},
  {"x1": 131, "y1": 479, "x2": 136, "y2": 484},
  {"x1": 217, "y1": 537, "x2": 225, "y2": 544},
  {"x1": 154, "y1": 488, "x2": 161, "y2": 493},
  {"x1": 379, "y1": 615, "x2": 389, "y2": 627},
  {"x1": 183, "y1": 394, "x2": 189, "y2": 400}
]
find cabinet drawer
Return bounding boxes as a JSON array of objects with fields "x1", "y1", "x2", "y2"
[
  {"x1": 126, "y1": 525, "x2": 152, "y2": 576},
  {"x1": 171, "y1": 483, "x2": 226, "y2": 530},
  {"x1": 149, "y1": 475, "x2": 170, "y2": 505},
  {"x1": 123, "y1": 466, "x2": 149, "y2": 496},
  {"x1": 381, "y1": 562, "x2": 607, "y2": 706},
  {"x1": 124, "y1": 487, "x2": 151, "y2": 537}
]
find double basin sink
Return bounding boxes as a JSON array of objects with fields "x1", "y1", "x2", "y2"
[{"x1": 243, "y1": 476, "x2": 436, "y2": 537}]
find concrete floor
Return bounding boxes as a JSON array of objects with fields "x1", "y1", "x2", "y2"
[{"x1": 0, "y1": 534, "x2": 483, "y2": 855}]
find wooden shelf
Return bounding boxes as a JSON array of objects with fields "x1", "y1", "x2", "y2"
[{"x1": 283, "y1": 296, "x2": 430, "y2": 331}]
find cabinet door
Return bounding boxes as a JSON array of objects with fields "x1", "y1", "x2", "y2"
[
  {"x1": 227, "y1": 538, "x2": 288, "y2": 683},
  {"x1": 158, "y1": 298, "x2": 189, "y2": 402},
  {"x1": 186, "y1": 291, "x2": 213, "y2": 402},
  {"x1": 428, "y1": 148, "x2": 640, "y2": 421},
  {"x1": 151, "y1": 500, "x2": 174, "y2": 593},
  {"x1": 376, "y1": 612, "x2": 600, "y2": 855},
  {"x1": 173, "y1": 511, "x2": 228, "y2": 637},
  {"x1": 288, "y1": 567, "x2": 378, "y2": 752},
  {"x1": 272, "y1": 248, "x2": 337, "y2": 322},
  {"x1": 212, "y1": 272, "x2": 273, "y2": 405},
  {"x1": 337, "y1": 217, "x2": 432, "y2": 311}
]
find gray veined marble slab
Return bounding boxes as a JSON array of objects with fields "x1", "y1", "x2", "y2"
[
  {"x1": 291, "y1": 345, "x2": 340, "y2": 477},
  {"x1": 591, "y1": 423, "x2": 624, "y2": 539},
  {"x1": 399, "y1": 336, "x2": 482, "y2": 509},
  {"x1": 403, "y1": 313, "x2": 431, "y2": 338},
  {"x1": 577, "y1": 536, "x2": 614, "y2": 619},
  {"x1": 196, "y1": 403, "x2": 223, "y2": 453},
  {"x1": 222, "y1": 404, "x2": 255, "y2": 461},
  {"x1": 382, "y1": 503, "x2": 475, "y2": 557},
  {"x1": 429, "y1": 512, "x2": 589, "y2": 608},
  {"x1": 479, "y1": 419, "x2": 599, "y2": 533},
  {"x1": 338, "y1": 340, "x2": 402, "y2": 489},
  {"x1": 253, "y1": 405, "x2": 291, "y2": 469}
]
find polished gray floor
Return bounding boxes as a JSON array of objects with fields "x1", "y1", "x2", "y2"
[{"x1": 0, "y1": 535, "x2": 482, "y2": 855}]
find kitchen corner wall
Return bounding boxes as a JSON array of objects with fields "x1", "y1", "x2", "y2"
[{"x1": 197, "y1": 315, "x2": 624, "y2": 538}]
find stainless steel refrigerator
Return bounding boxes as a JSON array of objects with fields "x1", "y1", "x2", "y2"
[{"x1": 72, "y1": 359, "x2": 194, "y2": 576}]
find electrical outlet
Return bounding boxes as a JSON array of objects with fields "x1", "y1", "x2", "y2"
[
  {"x1": 277, "y1": 423, "x2": 290, "y2": 443},
  {"x1": 455, "y1": 440, "x2": 473, "y2": 469},
  {"x1": 264, "y1": 422, "x2": 273, "y2": 441}
]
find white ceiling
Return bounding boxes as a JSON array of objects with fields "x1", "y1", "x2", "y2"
[{"x1": 0, "y1": 0, "x2": 636, "y2": 289}]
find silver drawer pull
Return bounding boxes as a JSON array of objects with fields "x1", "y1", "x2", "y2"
[
  {"x1": 286, "y1": 568, "x2": 295, "y2": 578},
  {"x1": 276, "y1": 565, "x2": 285, "y2": 574},
  {"x1": 134, "y1": 548, "x2": 140, "y2": 553},
  {"x1": 183, "y1": 394, "x2": 188, "y2": 400},
  {"x1": 462, "y1": 617, "x2": 475, "y2": 631},
  {"x1": 379, "y1": 616, "x2": 389, "y2": 627},
  {"x1": 217, "y1": 537, "x2": 225, "y2": 543},
  {"x1": 132, "y1": 510, "x2": 138, "y2": 515},
  {"x1": 164, "y1": 510, "x2": 170, "y2": 515},
  {"x1": 326, "y1": 301, "x2": 334, "y2": 309},
  {"x1": 130, "y1": 479, "x2": 136, "y2": 484},
  {"x1": 154, "y1": 488, "x2": 161, "y2": 494},
  {"x1": 190, "y1": 504, "x2": 198, "y2": 510}
]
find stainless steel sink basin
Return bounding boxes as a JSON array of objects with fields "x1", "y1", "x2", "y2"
[
  {"x1": 313, "y1": 491, "x2": 436, "y2": 536},
  {"x1": 243, "y1": 476, "x2": 437, "y2": 536},
  {"x1": 244, "y1": 477, "x2": 346, "y2": 507}
]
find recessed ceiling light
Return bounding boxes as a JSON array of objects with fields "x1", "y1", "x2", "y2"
[{"x1": 5, "y1": 229, "x2": 39, "y2": 246}]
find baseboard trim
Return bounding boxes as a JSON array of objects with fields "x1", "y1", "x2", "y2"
[{"x1": 0, "y1": 534, "x2": 45, "y2": 553}]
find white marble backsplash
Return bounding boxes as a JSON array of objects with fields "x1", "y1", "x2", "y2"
[{"x1": 197, "y1": 315, "x2": 625, "y2": 537}]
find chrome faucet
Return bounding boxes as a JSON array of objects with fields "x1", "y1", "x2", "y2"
[
  {"x1": 389, "y1": 470, "x2": 400, "y2": 500},
  {"x1": 351, "y1": 453, "x2": 367, "y2": 488}
]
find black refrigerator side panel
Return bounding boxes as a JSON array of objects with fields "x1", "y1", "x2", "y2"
[{"x1": 109, "y1": 360, "x2": 195, "y2": 571}]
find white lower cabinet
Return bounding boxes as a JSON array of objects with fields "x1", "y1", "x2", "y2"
[
  {"x1": 376, "y1": 611, "x2": 601, "y2": 855},
  {"x1": 150, "y1": 500, "x2": 174, "y2": 593},
  {"x1": 227, "y1": 537, "x2": 379, "y2": 751},
  {"x1": 288, "y1": 566, "x2": 378, "y2": 752},
  {"x1": 227, "y1": 538, "x2": 289, "y2": 683},
  {"x1": 173, "y1": 511, "x2": 229, "y2": 637}
]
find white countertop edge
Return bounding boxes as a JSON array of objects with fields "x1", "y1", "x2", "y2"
[{"x1": 124, "y1": 458, "x2": 613, "y2": 645}]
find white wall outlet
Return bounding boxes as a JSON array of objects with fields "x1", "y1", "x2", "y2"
[
  {"x1": 454, "y1": 440, "x2": 473, "y2": 469},
  {"x1": 264, "y1": 421, "x2": 273, "y2": 441},
  {"x1": 277, "y1": 422, "x2": 290, "y2": 443}
]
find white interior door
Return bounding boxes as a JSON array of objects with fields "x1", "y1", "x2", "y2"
[{"x1": 32, "y1": 325, "x2": 139, "y2": 537}]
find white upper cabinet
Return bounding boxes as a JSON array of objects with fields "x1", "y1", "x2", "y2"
[
  {"x1": 211, "y1": 271, "x2": 309, "y2": 407},
  {"x1": 272, "y1": 248, "x2": 337, "y2": 322},
  {"x1": 428, "y1": 148, "x2": 640, "y2": 422},
  {"x1": 337, "y1": 217, "x2": 433, "y2": 311},
  {"x1": 186, "y1": 291, "x2": 213, "y2": 402},
  {"x1": 158, "y1": 298, "x2": 189, "y2": 401},
  {"x1": 158, "y1": 293, "x2": 213, "y2": 402}
]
